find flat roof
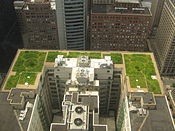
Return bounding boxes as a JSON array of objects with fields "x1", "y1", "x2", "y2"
[
  {"x1": 8, "y1": 88, "x2": 34, "y2": 104},
  {"x1": 94, "y1": 125, "x2": 108, "y2": 131},
  {"x1": 130, "y1": 92, "x2": 155, "y2": 104},
  {"x1": 17, "y1": 98, "x2": 36, "y2": 131},
  {"x1": 0, "y1": 92, "x2": 21, "y2": 131},
  {"x1": 51, "y1": 124, "x2": 67, "y2": 131},
  {"x1": 0, "y1": 89, "x2": 35, "y2": 131},
  {"x1": 130, "y1": 95, "x2": 175, "y2": 131}
]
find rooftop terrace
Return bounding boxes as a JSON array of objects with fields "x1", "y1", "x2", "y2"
[
  {"x1": 124, "y1": 54, "x2": 161, "y2": 94},
  {"x1": 2, "y1": 50, "x2": 162, "y2": 94}
]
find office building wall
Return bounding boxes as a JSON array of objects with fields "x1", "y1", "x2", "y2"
[
  {"x1": 90, "y1": 2, "x2": 151, "y2": 51},
  {"x1": 55, "y1": 0, "x2": 87, "y2": 50},
  {"x1": 150, "y1": 0, "x2": 165, "y2": 34},
  {"x1": 154, "y1": 0, "x2": 175, "y2": 76},
  {"x1": 14, "y1": 0, "x2": 59, "y2": 49}
]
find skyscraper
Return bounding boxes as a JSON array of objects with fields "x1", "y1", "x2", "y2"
[
  {"x1": 14, "y1": 0, "x2": 59, "y2": 49},
  {"x1": 150, "y1": 0, "x2": 165, "y2": 35},
  {"x1": 153, "y1": 0, "x2": 175, "y2": 76},
  {"x1": 55, "y1": 0, "x2": 87, "y2": 50}
]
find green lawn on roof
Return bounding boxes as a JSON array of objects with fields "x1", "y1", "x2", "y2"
[
  {"x1": 67, "y1": 52, "x2": 82, "y2": 58},
  {"x1": 13, "y1": 51, "x2": 46, "y2": 72},
  {"x1": 124, "y1": 54, "x2": 161, "y2": 94},
  {"x1": 88, "y1": 52, "x2": 101, "y2": 59},
  {"x1": 5, "y1": 74, "x2": 19, "y2": 90},
  {"x1": 5, "y1": 51, "x2": 46, "y2": 90},
  {"x1": 67, "y1": 52, "x2": 101, "y2": 58},
  {"x1": 103, "y1": 53, "x2": 122, "y2": 64},
  {"x1": 18, "y1": 72, "x2": 37, "y2": 85},
  {"x1": 46, "y1": 52, "x2": 67, "y2": 62}
]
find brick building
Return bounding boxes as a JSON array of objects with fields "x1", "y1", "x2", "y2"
[
  {"x1": 90, "y1": 0, "x2": 151, "y2": 51},
  {"x1": 14, "y1": 0, "x2": 59, "y2": 49}
]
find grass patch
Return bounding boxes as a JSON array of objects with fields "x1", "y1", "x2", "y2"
[
  {"x1": 5, "y1": 74, "x2": 19, "y2": 90},
  {"x1": 67, "y1": 52, "x2": 101, "y2": 58},
  {"x1": 103, "y1": 53, "x2": 122, "y2": 64},
  {"x1": 46, "y1": 52, "x2": 67, "y2": 62},
  {"x1": 147, "y1": 79, "x2": 160, "y2": 94},
  {"x1": 129, "y1": 76, "x2": 147, "y2": 88},
  {"x1": 67, "y1": 52, "x2": 82, "y2": 58},
  {"x1": 18, "y1": 72, "x2": 37, "y2": 85},
  {"x1": 5, "y1": 51, "x2": 46, "y2": 90},
  {"x1": 88, "y1": 52, "x2": 101, "y2": 59},
  {"x1": 124, "y1": 54, "x2": 161, "y2": 94},
  {"x1": 13, "y1": 51, "x2": 46, "y2": 72}
]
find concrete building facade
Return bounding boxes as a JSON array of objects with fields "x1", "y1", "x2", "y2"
[
  {"x1": 150, "y1": 0, "x2": 165, "y2": 35},
  {"x1": 153, "y1": 0, "x2": 175, "y2": 76},
  {"x1": 90, "y1": 1, "x2": 151, "y2": 51},
  {"x1": 27, "y1": 95, "x2": 44, "y2": 131},
  {"x1": 14, "y1": 0, "x2": 59, "y2": 49},
  {"x1": 33, "y1": 55, "x2": 122, "y2": 131},
  {"x1": 43, "y1": 55, "x2": 121, "y2": 115},
  {"x1": 167, "y1": 89, "x2": 175, "y2": 118},
  {"x1": 55, "y1": 0, "x2": 87, "y2": 50}
]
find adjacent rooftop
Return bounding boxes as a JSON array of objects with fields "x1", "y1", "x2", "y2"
[
  {"x1": 0, "y1": 91, "x2": 35, "y2": 131},
  {"x1": 129, "y1": 93, "x2": 175, "y2": 131}
]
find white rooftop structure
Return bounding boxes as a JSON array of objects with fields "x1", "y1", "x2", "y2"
[
  {"x1": 55, "y1": 55, "x2": 113, "y2": 86},
  {"x1": 55, "y1": 55, "x2": 113, "y2": 69},
  {"x1": 69, "y1": 105, "x2": 88, "y2": 130}
]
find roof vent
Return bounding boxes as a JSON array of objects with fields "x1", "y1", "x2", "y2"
[
  {"x1": 74, "y1": 118, "x2": 83, "y2": 126},
  {"x1": 75, "y1": 106, "x2": 84, "y2": 114}
]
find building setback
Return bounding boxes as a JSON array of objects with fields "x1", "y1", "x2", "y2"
[
  {"x1": 153, "y1": 0, "x2": 175, "y2": 76},
  {"x1": 55, "y1": 0, "x2": 87, "y2": 50},
  {"x1": 14, "y1": 0, "x2": 59, "y2": 49},
  {"x1": 90, "y1": 1, "x2": 151, "y2": 51}
]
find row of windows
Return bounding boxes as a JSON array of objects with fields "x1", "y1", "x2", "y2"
[{"x1": 92, "y1": 15, "x2": 149, "y2": 21}]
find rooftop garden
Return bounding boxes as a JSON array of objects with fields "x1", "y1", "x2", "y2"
[
  {"x1": 103, "y1": 53, "x2": 122, "y2": 64},
  {"x1": 5, "y1": 51, "x2": 46, "y2": 90},
  {"x1": 46, "y1": 51, "x2": 122, "y2": 63},
  {"x1": 124, "y1": 54, "x2": 161, "y2": 94},
  {"x1": 46, "y1": 51, "x2": 67, "y2": 62},
  {"x1": 67, "y1": 52, "x2": 101, "y2": 59}
]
